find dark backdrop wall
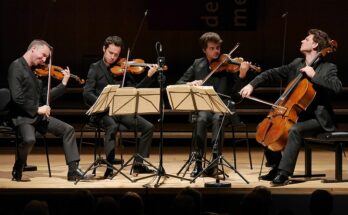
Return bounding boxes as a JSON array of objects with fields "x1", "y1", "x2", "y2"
[{"x1": 1, "y1": 0, "x2": 348, "y2": 88}]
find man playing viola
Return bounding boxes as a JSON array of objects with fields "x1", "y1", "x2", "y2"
[
  {"x1": 83, "y1": 36, "x2": 158, "y2": 178},
  {"x1": 240, "y1": 29, "x2": 342, "y2": 186},
  {"x1": 8, "y1": 39, "x2": 89, "y2": 181},
  {"x1": 177, "y1": 32, "x2": 250, "y2": 177}
]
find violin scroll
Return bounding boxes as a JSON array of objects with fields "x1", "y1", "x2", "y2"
[{"x1": 320, "y1": 40, "x2": 337, "y2": 57}]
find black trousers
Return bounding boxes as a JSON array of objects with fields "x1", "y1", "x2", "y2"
[
  {"x1": 264, "y1": 118, "x2": 324, "y2": 175},
  {"x1": 17, "y1": 116, "x2": 80, "y2": 166},
  {"x1": 195, "y1": 111, "x2": 224, "y2": 158},
  {"x1": 101, "y1": 114, "x2": 154, "y2": 162}
]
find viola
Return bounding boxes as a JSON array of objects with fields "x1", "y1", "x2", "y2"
[
  {"x1": 255, "y1": 40, "x2": 337, "y2": 151},
  {"x1": 210, "y1": 54, "x2": 261, "y2": 73},
  {"x1": 35, "y1": 65, "x2": 85, "y2": 85},
  {"x1": 202, "y1": 52, "x2": 261, "y2": 85},
  {"x1": 110, "y1": 58, "x2": 168, "y2": 76}
]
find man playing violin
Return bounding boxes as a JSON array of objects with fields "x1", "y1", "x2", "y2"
[
  {"x1": 177, "y1": 32, "x2": 250, "y2": 177},
  {"x1": 83, "y1": 35, "x2": 158, "y2": 178},
  {"x1": 240, "y1": 29, "x2": 342, "y2": 186},
  {"x1": 8, "y1": 39, "x2": 89, "y2": 181}
]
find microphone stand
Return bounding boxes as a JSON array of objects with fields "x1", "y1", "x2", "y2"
[{"x1": 140, "y1": 44, "x2": 191, "y2": 187}]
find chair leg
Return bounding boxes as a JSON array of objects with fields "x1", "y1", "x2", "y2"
[
  {"x1": 43, "y1": 136, "x2": 51, "y2": 177},
  {"x1": 232, "y1": 126, "x2": 237, "y2": 169},
  {"x1": 292, "y1": 141, "x2": 325, "y2": 179},
  {"x1": 258, "y1": 150, "x2": 266, "y2": 179},
  {"x1": 245, "y1": 128, "x2": 253, "y2": 169},
  {"x1": 335, "y1": 142, "x2": 343, "y2": 181},
  {"x1": 231, "y1": 123, "x2": 253, "y2": 170}
]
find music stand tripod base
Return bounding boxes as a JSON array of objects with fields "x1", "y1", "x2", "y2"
[
  {"x1": 74, "y1": 155, "x2": 133, "y2": 185},
  {"x1": 205, "y1": 180, "x2": 231, "y2": 188}
]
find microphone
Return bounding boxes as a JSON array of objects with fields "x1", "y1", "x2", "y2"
[
  {"x1": 281, "y1": 12, "x2": 288, "y2": 18},
  {"x1": 155, "y1": 41, "x2": 162, "y2": 53}
]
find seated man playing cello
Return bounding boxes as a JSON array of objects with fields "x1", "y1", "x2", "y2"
[{"x1": 240, "y1": 29, "x2": 342, "y2": 186}]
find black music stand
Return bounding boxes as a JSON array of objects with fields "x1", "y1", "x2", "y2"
[
  {"x1": 166, "y1": 85, "x2": 213, "y2": 178},
  {"x1": 108, "y1": 87, "x2": 162, "y2": 182},
  {"x1": 134, "y1": 68, "x2": 192, "y2": 187},
  {"x1": 75, "y1": 85, "x2": 134, "y2": 184},
  {"x1": 187, "y1": 89, "x2": 249, "y2": 187}
]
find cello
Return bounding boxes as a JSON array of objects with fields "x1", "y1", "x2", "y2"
[{"x1": 254, "y1": 40, "x2": 337, "y2": 151}]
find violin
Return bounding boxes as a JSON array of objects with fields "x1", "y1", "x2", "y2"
[
  {"x1": 110, "y1": 58, "x2": 168, "y2": 76},
  {"x1": 210, "y1": 54, "x2": 261, "y2": 73},
  {"x1": 35, "y1": 65, "x2": 85, "y2": 85}
]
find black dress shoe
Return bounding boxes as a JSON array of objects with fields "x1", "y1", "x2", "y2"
[
  {"x1": 259, "y1": 168, "x2": 278, "y2": 181},
  {"x1": 103, "y1": 168, "x2": 113, "y2": 179},
  {"x1": 133, "y1": 164, "x2": 155, "y2": 174},
  {"x1": 271, "y1": 174, "x2": 289, "y2": 186},
  {"x1": 12, "y1": 161, "x2": 24, "y2": 181},
  {"x1": 12, "y1": 167, "x2": 23, "y2": 181},
  {"x1": 23, "y1": 164, "x2": 37, "y2": 172},
  {"x1": 113, "y1": 158, "x2": 124, "y2": 165},
  {"x1": 67, "y1": 168, "x2": 91, "y2": 181},
  {"x1": 190, "y1": 165, "x2": 203, "y2": 177}
]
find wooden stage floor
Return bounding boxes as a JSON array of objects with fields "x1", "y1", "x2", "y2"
[{"x1": 1, "y1": 145, "x2": 348, "y2": 195}]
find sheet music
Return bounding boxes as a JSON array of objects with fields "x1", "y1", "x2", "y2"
[
  {"x1": 203, "y1": 87, "x2": 232, "y2": 114},
  {"x1": 166, "y1": 85, "x2": 231, "y2": 114},
  {"x1": 166, "y1": 85, "x2": 195, "y2": 111},
  {"x1": 137, "y1": 88, "x2": 160, "y2": 114},
  {"x1": 109, "y1": 87, "x2": 137, "y2": 115},
  {"x1": 86, "y1": 84, "x2": 119, "y2": 115},
  {"x1": 109, "y1": 87, "x2": 160, "y2": 115}
]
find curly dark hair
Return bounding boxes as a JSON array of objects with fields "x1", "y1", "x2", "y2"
[
  {"x1": 199, "y1": 32, "x2": 223, "y2": 49},
  {"x1": 103, "y1": 36, "x2": 124, "y2": 49},
  {"x1": 308, "y1": 29, "x2": 331, "y2": 51}
]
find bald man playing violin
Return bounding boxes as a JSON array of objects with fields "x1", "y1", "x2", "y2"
[
  {"x1": 8, "y1": 39, "x2": 89, "y2": 182},
  {"x1": 177, "y1": 32, "x2": 250, "y2": 177},
  {"x1": 83, "y1": 35, "x2": 158, "y2": 178},
  {"x1": 239, "y1": 29, "x2": 342, "y2": 186}
]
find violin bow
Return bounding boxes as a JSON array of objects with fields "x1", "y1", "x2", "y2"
[
  {"x1": 246, "y1": 95, "x2": 287, "y2": 111},
  {"x1": 121, "y1": 10, "x2": 148, "y2": 88},
  {"x1": 46, "y1": 48, "x2": 53, "y2": 107},
  {"x1": 130, "y1": 9, "x2": 148, "y2": 56},
  {"x1": 121, "y1": 48, "x2": 131, "y2": 88},
  {"x1": 202, "y1": 42, "x2": 240, "y2": 85}
]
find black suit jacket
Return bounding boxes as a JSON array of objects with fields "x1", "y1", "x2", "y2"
[
  {"x1": 249, "y1": 58, "x2": 342, "y2": 131},
  {"x1": 83, "y1": 59, "x2": 155, "y2": 106},
  {"x1": 7, "y1": 57, "x2": 67, "y2": 126}
]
